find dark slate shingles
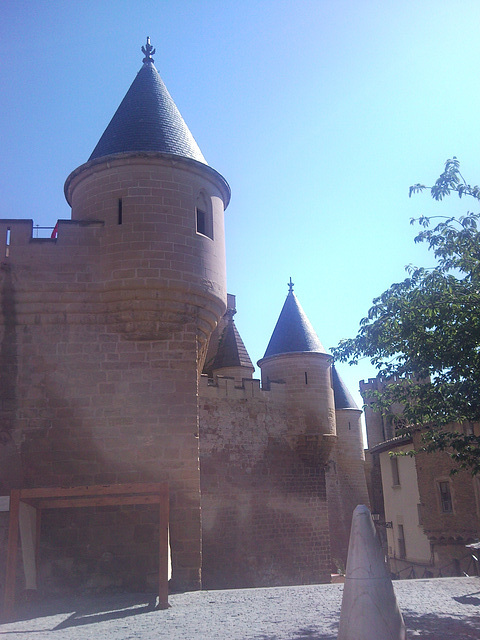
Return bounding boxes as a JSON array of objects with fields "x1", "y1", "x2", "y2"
[
  {"x1": 89, "y1": 62, "x2": 206, "y2": 164},
  {"x1": 332, "y1": 365, "x2": 359, "y2": 410},
  {"x1": 262, "y1": 291, "x2": 326, "y2": 359}
]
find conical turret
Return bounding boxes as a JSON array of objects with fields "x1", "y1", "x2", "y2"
[
  {"x1": 203, "y1": 294, "x2": 254, "y2": 384},
  {"x1": 258, "y1": 279, "x2": 335, "y2": 437},
  {"x1": 332, "y1": 365, "x2": 358, "y2": 410},
  {"x1": 262, "y1": 279, "x2": 326, "y2": 359},
  {"x1": 326, "y1": 365, "x2": 370, "y2": 565},
  {"x1": 64, "y1": 38, "x2": 230, "y2": 356}
]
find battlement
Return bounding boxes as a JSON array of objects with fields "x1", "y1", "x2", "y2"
[
  {"x1": 199, "y1": 373, "x2": 286, "y2": 401},
  {"x1": 359, "y1": 372, "x2": 421, "y2": 399},
  {"x1": 0, "y1": 218, "x2": 105, "y2": 259},
  {"x1": 359, "y1": 377, "x2": 382, "y2": 397}
]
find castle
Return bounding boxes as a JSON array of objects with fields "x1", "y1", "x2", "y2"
[{"x1": 0, "y1": 39, "x2": 369, "y2": 595}]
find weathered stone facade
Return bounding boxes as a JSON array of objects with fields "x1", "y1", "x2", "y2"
[
  {"x1": 0, "y1": 42, "x2": 370, "y2": 598},
  {"x1": 199, "y1": 376, "x2": 332, "y2": 588},
  {"x1": 362, "y1": 376, "x2": 480, "y2": 578}
]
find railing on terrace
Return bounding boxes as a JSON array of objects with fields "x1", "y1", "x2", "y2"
[
  {"x1": 391, "y1": 553, "x2": 479, "y2": 580},
  {"x1": 33, "y1": 225, "x2": 56, "y2": 238}
]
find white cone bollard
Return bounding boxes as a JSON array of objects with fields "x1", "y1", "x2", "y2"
[{"x1": 337, "y1": 505, "x2": 406, "y2": 640}]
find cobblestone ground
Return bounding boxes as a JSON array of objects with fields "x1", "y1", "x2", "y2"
[{"x1": 0, "y1": 577, "x2": 479, "y2": 639}]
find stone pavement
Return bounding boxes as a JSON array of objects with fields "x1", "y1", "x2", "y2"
[{"x1": 0, "y1": 576, "x2": 479, "y2": 639}]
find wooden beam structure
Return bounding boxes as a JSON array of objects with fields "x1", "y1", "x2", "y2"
[{"x1": 1, "y1": 483, "x2": 169, "y2": 620}]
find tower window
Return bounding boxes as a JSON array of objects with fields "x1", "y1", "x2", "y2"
[
  {"x1": 390, "y1": 456, "x2": 400, "y2": 486},
  {"x1": 438, "y1": 481, "x2": 453, "y2": 513},
  {"x1": 5, "y1": 227, "x2": 11, "y2": 258},
  {"x1": 196, "y1": 192, "x2": 213, "y2": 239},
  {"x1": 118, "y1": 198, "x2": 123, "y2": 225},
  {"x1": 304, "y1": 372, "x2": 308, "y2": 385},
  {"x1": 397, "y1": 524, "x2": 406, "y2": 559},
  {"x1": 196, "y1": 208, "x2": 207, "y2": 235}
]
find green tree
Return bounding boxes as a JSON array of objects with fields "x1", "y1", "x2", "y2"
[{"x1": 332, "y1": 158, "x2": 480, "y2": 474}]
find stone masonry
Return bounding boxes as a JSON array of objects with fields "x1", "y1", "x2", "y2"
[{"x1": 0, "y1": 41, "x2": 369, "y2": 597}]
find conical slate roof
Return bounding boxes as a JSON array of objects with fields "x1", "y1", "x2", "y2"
[
  {"x1": 332, "y1": 365, "x2": 359, "y2": 410},
  {"x1": 209, "y1": 318, "x2": 254, "y2": 373},
  {"x1": 89, "y1": 39, "x2": 206, "y2": 164},
  {"x1": 203, "y1": 295, "x2": 254, "y2": 377},
  {"x1": 261, "y1": 284, "x2": 326, "y2": 360}
]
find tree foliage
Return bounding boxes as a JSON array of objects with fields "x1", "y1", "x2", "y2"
[{"x1": 332, "y1": 158, "x2": 480, "y2": 474}]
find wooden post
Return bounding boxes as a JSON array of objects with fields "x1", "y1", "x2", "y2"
[
  {"x1": 35, "y1": 508, "x2": 42, "y2": 562},
  {"x1": 2, "y1": 489, "x2": 21, "y2": 620},
  {"x1": 19, "y1": 501, "x2": 38, "y2": 590},
  {"x1": 157, "y1": 490, "x2": 169, "y2": 609}
]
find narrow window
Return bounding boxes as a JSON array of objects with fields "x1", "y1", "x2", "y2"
[
  {"x1": 397, "y1": 524, "x2": 406, "y2": 559},
  {"x1": 5, "y1": 227, "x2": 11, "y2": 258},
  {"x1": 390, "y1": 455, "x2": 400, "y2": 486},
  {"x1": 196, "y1": 192, "x2": 213, "y2": 239},
  {"x1": 304, "y1": 372, "x2": 308, "y2": 385},
  {"x1": 118, "y1": 198, "x2": 123, "y2": 225},
  {"x1": 439, "y1": 481, "x2": 453, "y2": 513},
  {"x1": 348, "y1": 422, "x2": 351, "y2": 430},
  {"x1": 417, "y1": 503, "x2": 424, "y2": 526},
  {"x1": 196, "y1": 208, "x2": 207, "y2": 235}
]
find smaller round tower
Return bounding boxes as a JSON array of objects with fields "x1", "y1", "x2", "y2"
[
  {"x1": 257, "y1": 279, "x2": 336, "y2": 443},
  {"x1": 255, "y1": 279, "x2": 336, "y2": 583},
  {"x1": 202, "y1": 294, "x2": 254, "y2": 386},
  {"x1": 327, "y1": 365, "x2": 370, "y2": 565}
]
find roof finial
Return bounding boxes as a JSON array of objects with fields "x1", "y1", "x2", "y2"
[
  {"x1": 288, "y1": 277, "x2": 294, "y2": 293},
  {"x1": 142, "y1": 36, "x2": 156, "y2": 65}
]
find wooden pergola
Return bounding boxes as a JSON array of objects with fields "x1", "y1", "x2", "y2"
[{"x1": 2, "y1": 483, "x2": 169, "y2": 620}]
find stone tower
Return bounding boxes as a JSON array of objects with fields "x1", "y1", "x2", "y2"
[
  {"x1": 257, "y1": 281, "x2": 337, "y2": 580},
  {"x1": 327, "y1": 366, "x2": 370, "y2": 565},
  {"x1": 258, "y1": 280, "x2": 336, "y2": 442},
  {"x1": 0, "y1": 39, "x2": 229, "y2": 592}
]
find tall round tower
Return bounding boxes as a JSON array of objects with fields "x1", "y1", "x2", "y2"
[
  {"x1": 61, "y1": 39, "x2": 230, "y2": 591},
  {"x1": 64, "y1": 38, "x2": 230, "y2": 365}
]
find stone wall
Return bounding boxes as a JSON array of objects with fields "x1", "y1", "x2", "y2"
[
  {"x1": 199, "y1": 375, "x2": 332, "y2": 588},
  {"x1": 413, "y1": 431, "x2": 480, "y2": 559},
  {"x1": 0, "y1": 226, "x2": 201, "y2": 590},
  {"x1": 326, "y1": 408, "x2": 369, "y2": 566},
  {"x1": 0, "y1": 151, "x2": 229, "y2": 594}
]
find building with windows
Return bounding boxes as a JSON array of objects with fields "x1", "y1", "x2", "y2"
[
  {"x1": 362, "y1": 377, "x2": 480, "y2": 578},
  {"x1": 0, "y1": 40, "x2": 369, "y2": 597}
]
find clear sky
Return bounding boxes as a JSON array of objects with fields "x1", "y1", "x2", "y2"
[{"x1": 2, "y1": 0, "x2": 480, "y2": 420}]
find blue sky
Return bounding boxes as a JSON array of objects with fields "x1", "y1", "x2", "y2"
[{"x1": 2, "y1": 0, "x2": 480, "y2": 416}]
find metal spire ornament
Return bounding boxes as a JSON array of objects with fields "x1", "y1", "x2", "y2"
[{"x1": 142, "y1": 36, "x2": 156, "y2": 64}]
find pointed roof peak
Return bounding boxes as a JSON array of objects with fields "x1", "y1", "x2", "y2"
[
  {"x1": 202, "y1": 294, "x2": 254, "y2": 377},
  {"x1": 88, "y1": 39, "x2": 207, "y2": 164},
  {"x1": 259, "y1": 282, "x2": 326, "y2": 362}
]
